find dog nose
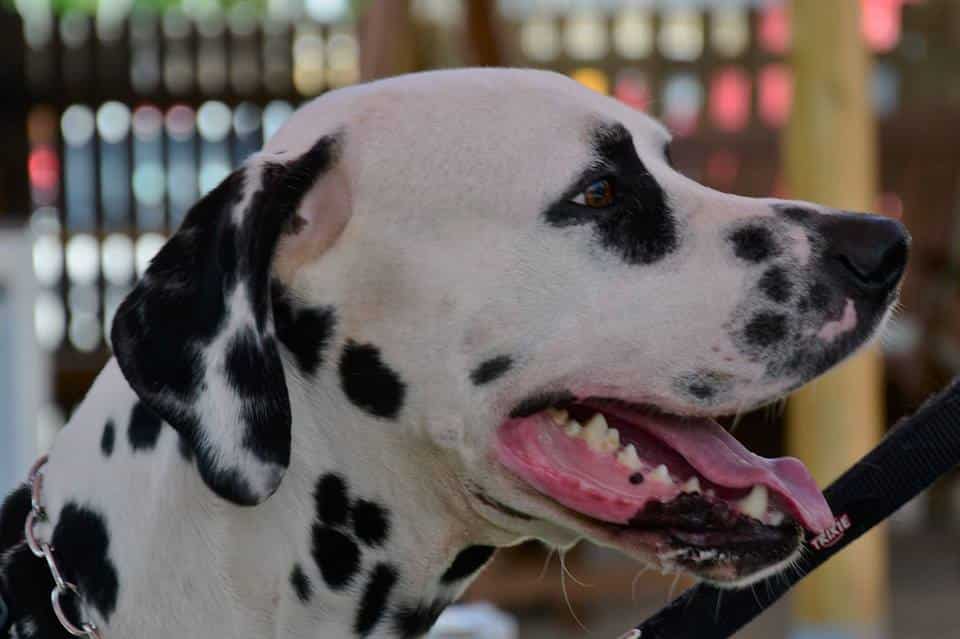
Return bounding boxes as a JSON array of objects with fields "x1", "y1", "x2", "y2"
[{"x1": 820, "y1": 212, "x2": 909, "y2": 292}]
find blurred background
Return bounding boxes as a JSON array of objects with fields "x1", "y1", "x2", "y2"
[{"x1": 0, "y1": 0, "x2": 958, "y2": 637}]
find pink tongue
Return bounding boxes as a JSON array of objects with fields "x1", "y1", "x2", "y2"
[{"x1": 590, "y1": 402, "x2": 834, "y2": 533}]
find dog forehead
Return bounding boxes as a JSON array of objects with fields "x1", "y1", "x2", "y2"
[{"x1": 265, "y1": 68, "x2": 669, "y2": 172}]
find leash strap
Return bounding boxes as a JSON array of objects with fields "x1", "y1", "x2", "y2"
[{"x1": 633, "y1": 377, "x2": 960, "y2": 639}]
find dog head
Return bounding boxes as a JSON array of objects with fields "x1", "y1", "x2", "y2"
[{"x1": 112, "y1": 69, "x2": 908, "y2": 586}]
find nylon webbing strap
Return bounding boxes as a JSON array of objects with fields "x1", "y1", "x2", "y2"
[{"x1": 633, "y1": 378, "x2": 960, "y2": 639}]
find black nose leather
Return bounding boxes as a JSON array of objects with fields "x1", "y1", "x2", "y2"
[{"x1": 820, "y1": 212, "x2": 909, "y2": 292}]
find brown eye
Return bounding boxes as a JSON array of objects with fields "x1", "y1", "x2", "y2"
[{"x1": 573, "y1": 178, "x2": 615, "y2": 208}]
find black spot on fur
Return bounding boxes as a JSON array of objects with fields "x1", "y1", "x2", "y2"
[
  {"x1": 315, "y1": 474, "x2": 350, "y2": 527},
  {"x1": 808, "y1": 282, "x2": 831, "y2": 311},
  {"x1": 128, "y1": 401, "x2": 163, "y2": 451},
  {"x1": 354, "y1": 563, "x2": 398, "y2": 636},
  {"x1": 509, "y1": 390, "x2": 575, "y2": 418},
  {"x1": 0, "y1": 486, "x2": 30, "y2": 552},
  {"x1": 0, "y1": 544, "x2": 73, "y2": 639},
  {"x1": 394, "y1": 601, "x2": 450, "y2": 639},
  {"x1": 271, "y1": 281, "x2": 336, "y2": 376},
  {"x1": 675, "y1": 370, "x2": 734, "y2": 403},
  {"x1": 290, "y1": 564, "x2": 312, "y2": 603},
  {"x1": 224, "y1": 328, "x2": 272, "y2": 398},
  {"x1": 352, "y1": 500, "x2": 389, "y2": 547},
  {"x1": 729, "y1": 226, "x2": 778, "y2": 263},
  {"x1": 100, "y1": 420, "x2": 115, "y2": 457},
  {"x1": 178, "y1": 434, "x2": 194, "y2": 462},
  {"x1": 440, "y1": 546, "x2": 495, "y2": 584},
  {"x1": 339, "y1": 341, "x2": 406, "y2": 419},
  {"x1": 688, "y1": 381, "x2": 716, "y2": 399},
  {"x1": 470, "y1": 355, "x2": 513, "y2": 386},
  {"x1": 758, "y1": 267, "x2": 793, "y2": 303},
  {"x1": 744, "y1": 313, "x2": 789, "y2": 348},
  {"x1": 311, "y1": 526, "x2": 360, "y2": 590},
  {"x1": 544, "y1": 124, "x2": 678, "y2": 265},
  {"x1": 51, "y1": 503, "x2": 119, "y2": 621}
]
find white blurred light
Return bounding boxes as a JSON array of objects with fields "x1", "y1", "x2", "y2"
[
  {"x1": 659, "y1": 9, "x2": 704, "y2": 62},
  {"x1": 133, "y1": 165, "x2": 166, "y2": 207},
  {"x1": 97, "y1": 101, "x2": 132, "y2": 144},
  {"x1": 65, "y1": 234, "x2": 99, "y2": 285},
  {"x1": 34, "y1": 291, "x2": 66, "y2": 351},
  {"x1": 68, "y1": 284, "x2": 98, "y2": 315},
  {"x1": 263, "y1": 101, "x2": 294, "y2": 141},
  {"x1": 29, "y1": 207, "x2": 61, "y2": 235},
  {"x1": 33, "y1": 234, "x2": 63, "y2": 286},
  {"x1": 69, "y1": 312, "x2": 100, "y2": 352},
  {"x1": 326, "y1": 31, "x2": 358, "y2": 88},
  {"x1": 102, "y1": 233, "x2": 136, "y2": 285},
  {"x1": 61, "y1": 105, "x2": 95, "y2": 147},
  {"x1": 306, "y1": 0, "x2": 348, "y2": 22},
  {"x1": 564, "y1": 10, "x2": 607, "y2": 60},
  {"x1": 197, "y1": 101, "x2": 232, "y2": 142},
  {"x1": 234, "y1": 102, "x2": 262, "y2": 137},
  {"x1": 712, "y1": 8, "x2": 749, "y2": 58},
  {"x1": 200, "y1": 162, "x2": 231, "y2": 195},
  {"x1": 104, "y1": 285, "x2": 129, "y2": 340},
  {"x1": 136, "y1": 233, "x2": 167, "y2": 277},
  {"x1": 613, "y1": 8, "x2": 653, "y2": 60},
  {"x1": 59, "y1": 10, "x2": 91, "y2": 48},
  {"x1": 520, "y1": 15, "x2": 558, "y2": 62}
]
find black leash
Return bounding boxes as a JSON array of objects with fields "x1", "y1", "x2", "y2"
[{"x1": 633, "y1": 377, "x2": 960, "y2": 639}]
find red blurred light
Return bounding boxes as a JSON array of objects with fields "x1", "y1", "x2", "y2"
[
  {"x1": 28, "y1": 145, "x2": 59, "y2": 192},
  {"x1": 710, "y1": 67, "x2": 751, "y2": 133},
  {"x1": 615, "y1": 75, "x2": 650, "y2": 112},
  {"x1": 862, "y1": 0, "x2": 903, "y2": 52},
  {"x1": 759, "y1": 64, "x2": 793, "y2": 127},
  {"x1": 759, "y1": 5, "x2": 790, "y2": 54}
]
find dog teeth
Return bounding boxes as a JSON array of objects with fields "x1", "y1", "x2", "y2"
[
  {"x1": 650, "y1": 464, "x2": 672, "y2": 485},
  {"x1": 547, "y1": 408, "x2": 569, "y2": 425},
  {"x1": 768, "y1": 510, "x2": 785, "y2": 527},
  {"x1": 616, "y1": 444, "x2": 643, "y2": 471},
  {"x1": 583, "y1": 414, "x2": 609, "y2": 451},
  {"x1": 600, "y1": 428, "x2": 620, "y2": 453},
  {"x1": 564, "y1": 420, "x2": 582, "y2": 436},
  {"x1": 738, "y1": 485, "x2": 769, "y2": 520},
  {"x1": 682, "y1": 476, "x2": 701, "y2": 494}
]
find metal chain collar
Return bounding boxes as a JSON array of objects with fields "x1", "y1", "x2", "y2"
[{"x1": 23, "y1": 455, "x2": 103, "y2": 638}]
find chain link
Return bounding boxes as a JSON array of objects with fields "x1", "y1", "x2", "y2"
[{"x1": 23, "y1": 455, "x2": 103, "y2": 639}]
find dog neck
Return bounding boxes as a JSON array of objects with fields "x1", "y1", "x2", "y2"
[{"x1": 29, "y1": 358, "x2": 503, "y2": 638}]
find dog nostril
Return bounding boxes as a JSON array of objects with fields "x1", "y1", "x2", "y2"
[{"x1": 822, "y1": 213, "x2": 909, "y2": 292}]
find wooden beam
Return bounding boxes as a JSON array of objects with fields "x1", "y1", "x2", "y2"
[
  {"x1": 785, "y1": 1, "x2": 889, "y2": 637},
  {"x1": 357, "y1": 0, "x2": 416, "y2": 82}
]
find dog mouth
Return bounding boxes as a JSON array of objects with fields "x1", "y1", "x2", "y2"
[{"x1": 493, "y1": 398, "x2": 833, "y2": 585}]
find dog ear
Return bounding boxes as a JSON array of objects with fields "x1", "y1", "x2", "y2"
[{"x1": 111, "y1": 136, "x2": 341, "y2": 506}]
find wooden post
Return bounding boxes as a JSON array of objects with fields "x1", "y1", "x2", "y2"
[
  {"x1": 357, "y1": 0, "x2": 416, "y2": 81},
  {"x1": 785, "y1": 2, "x2": 889, "y2": 638}
]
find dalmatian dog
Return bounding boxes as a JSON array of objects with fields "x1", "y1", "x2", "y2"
[{"x1": 0, "y1": 68, "x2": 908, "y2": 638}]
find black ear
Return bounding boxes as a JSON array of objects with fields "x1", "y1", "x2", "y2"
[{"x1": 111, "y1": 136, "x2": 340, "y2": 505}]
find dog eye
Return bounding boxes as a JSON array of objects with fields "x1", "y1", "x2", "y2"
[{"x1": 572, "y1": 178, "x2": 615, "y2": 208}]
